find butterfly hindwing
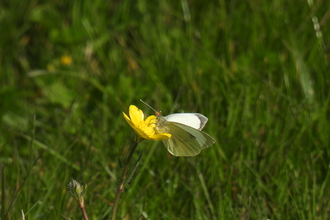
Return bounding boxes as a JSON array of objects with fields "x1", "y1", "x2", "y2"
[{"x1": 162, "y1": 122, "x2": 216, "y2": 157}]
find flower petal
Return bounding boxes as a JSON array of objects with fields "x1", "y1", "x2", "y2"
[
  {"x1": 123, "y1": 112, "x2": 136, "y2": 130},
  {"x1": 145, "y1": 115, "x2": 157, "y2": 127},
  {"x1": 150, "y1": 133, "x2": 172, "y2": 140},
  {"x1": 129, "y1": 105, "x2": 144, "y2": 125}
]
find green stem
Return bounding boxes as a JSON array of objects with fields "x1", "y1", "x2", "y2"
[{"x1": 111, "y1": 141, "x2": 139, "y2": 220}]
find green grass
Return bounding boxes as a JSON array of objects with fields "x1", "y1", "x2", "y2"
[{"x1": 1, "y1": 0, "x2": 329, "y2": 219}]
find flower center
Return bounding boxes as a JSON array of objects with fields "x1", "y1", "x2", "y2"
[{"x1": 137, "y1": 121, "x2": 155, "y2": 136}]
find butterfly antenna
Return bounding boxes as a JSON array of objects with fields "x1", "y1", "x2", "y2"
[{"x1": 140, "y1": 99, "x2": 161, "y2": 115}]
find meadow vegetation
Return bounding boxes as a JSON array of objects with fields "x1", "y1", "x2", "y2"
[{"x1": 0, "y1": 0, "x2": 329, "y2": 219}]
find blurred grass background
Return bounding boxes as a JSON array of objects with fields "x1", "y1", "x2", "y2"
[{"x1": 1, "y1": 0, "x2": 329, "y2": 219}]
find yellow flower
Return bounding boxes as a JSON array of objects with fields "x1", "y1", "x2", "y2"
[
  {"x1": 60, "y1": 55, "x2": 73, "y2": 66},
  {"x1": 123, "y1": 105, "x2": 171, "y2": 142}
]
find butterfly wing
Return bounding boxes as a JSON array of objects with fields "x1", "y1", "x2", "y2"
[
  {"x1": 162, "y1": 122, "x2": 216, "y2": 157},
  {"x1": 165, "y1": 113, "x2": 208, "y2": 130}
]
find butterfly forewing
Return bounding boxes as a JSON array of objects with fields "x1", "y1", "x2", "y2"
[{"x1": 165, "y1": 113, "x2": 208, "y2": 130}]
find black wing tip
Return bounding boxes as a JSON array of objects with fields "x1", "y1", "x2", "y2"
[{"x1": 195, "y1": 113, "x2": 208, "y2": 130}]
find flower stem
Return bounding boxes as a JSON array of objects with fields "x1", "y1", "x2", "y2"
[
  {"x1": 79, "y1": 204, "x2": 89, "y2": 220},
  {"x1": 111, "y1": 141, "x2": 139, "y2": 220}
]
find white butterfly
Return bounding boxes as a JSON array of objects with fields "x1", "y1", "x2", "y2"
[{"x1": 155, "y1": 112, "x2": 216, "y2": 157}]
